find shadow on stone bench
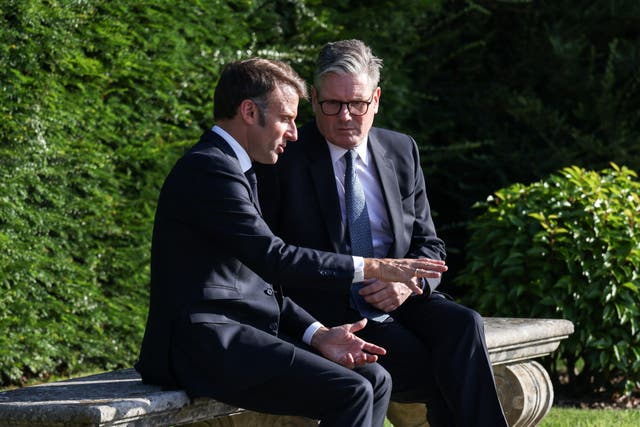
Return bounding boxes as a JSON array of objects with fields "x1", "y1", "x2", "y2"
[{"x1": 0, "y1": 317, "x2": 573, "y2": 427}]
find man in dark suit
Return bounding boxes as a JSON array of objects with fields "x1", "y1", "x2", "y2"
[
  {"x1": 256, "y1": 40, "x2": 508, "y2": 426},
  {"x1": 135, "y1": 58, "x2": 449, "y2": 427}
]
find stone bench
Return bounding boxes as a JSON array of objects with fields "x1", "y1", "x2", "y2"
[{"x1": 0, "y1": 317, "x2": 573, "y2": 427}]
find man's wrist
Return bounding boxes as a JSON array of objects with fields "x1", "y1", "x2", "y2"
[
  {"x1": 303, "y1": 321, "x2": 324, "y2": 345},
  {"x1": 352, "y1": 256, "x2": 365, "y2": 283}
]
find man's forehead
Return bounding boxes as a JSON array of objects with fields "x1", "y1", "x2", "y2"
[
  {"x1": 317, "y1": 73, "x2": 372, "y2": 98},
  {"x1": 269, "y1": 85, "x2": 299, "y2": 112}
]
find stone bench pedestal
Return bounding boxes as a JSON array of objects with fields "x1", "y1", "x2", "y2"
[
  {"x1": 0, "y1": 317, "x2": 573, "y2": 427},
  {"x1": 386, "y1": 318, "x2": 574, "y2": 427}
]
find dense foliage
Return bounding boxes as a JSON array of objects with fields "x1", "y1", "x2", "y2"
[
  {"x1": 458, "y1": 164, "x2": 640, "y2": 394},
  {"x1": 0, "y1": 0, "x2": 336, "y2": 385},
  {"x1": 368, "y1": 0, "x2": 640, "y2": 285},
  {"x1": 1, "y1": 0, "x2": 639, "y2": 390}
]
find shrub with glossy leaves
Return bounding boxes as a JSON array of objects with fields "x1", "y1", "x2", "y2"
[{"x1": 458, "y1": 164, "x2": 640, "y2": 394}]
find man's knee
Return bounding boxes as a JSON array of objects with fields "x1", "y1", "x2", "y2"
[
  {"x1": 465, "y1": 306, "x2": 484, "y2": 327},
  {"x1": 372, "y1": 363, "x2": 393, "y2": 392},
  {"x1": 353, "y1": 363, "x2": 392, "y2": 399},
  {"x1": 330, "y1": 371, "x2": 376, "y2": 409},
  {"x1": 450, "y1": 304, "x2": 484, "y2": 335}
]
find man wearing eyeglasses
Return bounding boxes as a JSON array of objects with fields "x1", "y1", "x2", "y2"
[{"x1": 256, "y1": 40, "x2": 508, "y2": 426}]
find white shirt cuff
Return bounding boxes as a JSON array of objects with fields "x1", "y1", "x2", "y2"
[
  {"x1": 302, "y1": 321, "x2": 324, "y2": 345},
  {"x1": 352, "y1": 256, "x2": 365, "y2": 283}
]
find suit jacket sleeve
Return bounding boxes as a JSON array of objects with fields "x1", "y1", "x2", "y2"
[
  {"x1": 175, "y1": 152, "x2": 353, "y2": 284},
  {"x1": 403, "y1": 135, "x2": 446, "y2": 261}
]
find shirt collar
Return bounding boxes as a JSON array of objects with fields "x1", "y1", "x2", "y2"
[
  {"x1": 212, "y1": 125, "x2": 252, "y2": 173},
  {"x1": 326, "y1": 139, "x2": 369, "y2": 167}
]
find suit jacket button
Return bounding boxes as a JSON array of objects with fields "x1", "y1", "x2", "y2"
[{"x1": 265, "y1": 288, "x2": 274, "y2": 296}]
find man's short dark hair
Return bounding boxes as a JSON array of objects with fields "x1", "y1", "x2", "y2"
[{"x1": 214, "y1": 58, "x2": 308, "y2": 121}]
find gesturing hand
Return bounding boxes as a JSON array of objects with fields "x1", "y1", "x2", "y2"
[
  {"x1": 310, "y1": 319, "x2": 386, "y2": 369},
  {"x1": 363, "y1": 257, "x2": 446, "y2": 294}
]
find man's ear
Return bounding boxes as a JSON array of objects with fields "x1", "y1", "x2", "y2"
[
  {"x1": 239, "y1": 99, "x2": 259, "y2": 124},
  {"x1": 372, "y1": 86, "x2": 381, "y2": 114}
]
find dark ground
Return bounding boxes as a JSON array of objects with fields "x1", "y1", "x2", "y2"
[{"x1": 554, "y1": 377, "x2": 640, "y2": 409}]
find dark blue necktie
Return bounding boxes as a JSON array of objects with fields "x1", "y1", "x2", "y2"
[
  {"x1": 245, "y1": 167, "x2": 262, "y2": 215},
  {"x1": 344, "y1": 150, "x2": 389, "y2": 322}
]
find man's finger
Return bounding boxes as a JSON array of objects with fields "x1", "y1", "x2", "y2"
[
  {"x1": 417, "y1": 257, "x2": 446, "y2": 265},
  {"x1": 362, "y1": 341, "x2": 387, "y2": 356},
  {"x1": 341, "y1": 353, "x2": 355, "y2": 369},
  {"x1": 414, "y1": 270, "x2": 443, "y2": 279},
  {"x1": 347, "y1": 318, "x2": 368, "y2": 334},
  {"x1": 363, "y1": 353, "x2": 379, "y2": 363},
  {"x1": 358, "y1": 281, "x2": 383, "y2": 296},
  {"x1": 405, "y1": 279, "x2": 423, "y2": 295},
  {"x1": 413, "y1": 260, "x2": 447, "y2": 273}
]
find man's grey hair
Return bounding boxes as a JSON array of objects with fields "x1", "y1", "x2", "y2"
[{"x1": 314, "y1": 39, "x2": 383, "y2": 92}]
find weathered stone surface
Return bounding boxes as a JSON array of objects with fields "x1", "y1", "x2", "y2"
[
  {"x1": 0, "y1": 369, "x2": 238, "y2": 426},
  {"x1": 0, "y1": 317, "x2": 574, "y2": 427},
  {"x1": 386, "y1": 401, "x2": 428, "y2": 427},
  {"x1": 386, "y1": 360, "x2": 555, "y2": 427},
  {"x1": 494, "y1": 361, "x2": 554, "y2": 427},
  {"x1": 485, "y1": 317, "x2": 574, "y2": 364},
  {"x1": 185, "y1": 412, "x2": 317, "y2": 427}
]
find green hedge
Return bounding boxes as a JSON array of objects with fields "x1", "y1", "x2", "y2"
[
  {"x1": 0, "y1": 0, "x2": 340, "y2": 386},
  {"x1": 458, "y1": 164, "x2": 640, "y2": 394}
]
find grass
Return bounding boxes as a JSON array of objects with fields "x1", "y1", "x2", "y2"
[
  {"x1": 384, "y1": 407, "x2": 640, "y2": 426},
  {"x1": 539, "y1": 407, "x2": 640, "y2": 427}
]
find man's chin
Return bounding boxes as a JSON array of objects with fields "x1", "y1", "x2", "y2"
[
  {"x1": 332, "y1": 137, "x2": 362, "y2": 150},
  {"x1": 254, "y1": 155, "x2": 279, "y2": 165}
]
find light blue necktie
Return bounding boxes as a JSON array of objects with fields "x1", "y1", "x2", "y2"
[{"x1": 344, "y1": 150, "x2": 389, "y2": 322}]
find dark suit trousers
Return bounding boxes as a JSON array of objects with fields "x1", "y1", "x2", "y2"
[
  {"x1": 170, "y1": 321, "x2": 392, "y2": 427},
  {"x1": 356, "y1": 293, "x2": 508, "y2": 427}
]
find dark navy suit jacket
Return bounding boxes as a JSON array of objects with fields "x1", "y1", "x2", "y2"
[
  {"x1": 256, "y1": 121, "x2": 446, "y2": 326},
  {"x1": 135, "y1": 129, "x2": 354, "y2": 392}
]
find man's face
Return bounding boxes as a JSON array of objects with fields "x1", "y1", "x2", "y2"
[
  {"x1": 247, "y1": 85, "x2": 299, "y2": 164},
  {"x1": 312, "y1": 72, "x2": 380, "y2": 150}
]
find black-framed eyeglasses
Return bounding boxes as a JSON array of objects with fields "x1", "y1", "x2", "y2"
[{"x1": 317, "y1": 93, "x2": 374, "y2": 116}]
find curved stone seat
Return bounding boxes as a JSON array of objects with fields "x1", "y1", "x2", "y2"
[{"x1": 0, "y1": 317, "x2": 574, "y2": 427}]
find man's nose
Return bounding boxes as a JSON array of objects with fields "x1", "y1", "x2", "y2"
[
  {"x1": 286, "y1": 122, "x2": 298, "y2": 141},
  {"x1": 337, "y1": 103, "x2": 352, "y2": 119}
]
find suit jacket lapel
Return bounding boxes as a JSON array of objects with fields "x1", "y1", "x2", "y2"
[
  {"x1": 368, "y1": 131, "x2": 404, "y2": 257},
  {"x1": 305, "y1": 125, "x2": 347, "y2": 254},
  {"x1": 201, "y1": 130, "x2": 262, "y2": 214}
]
